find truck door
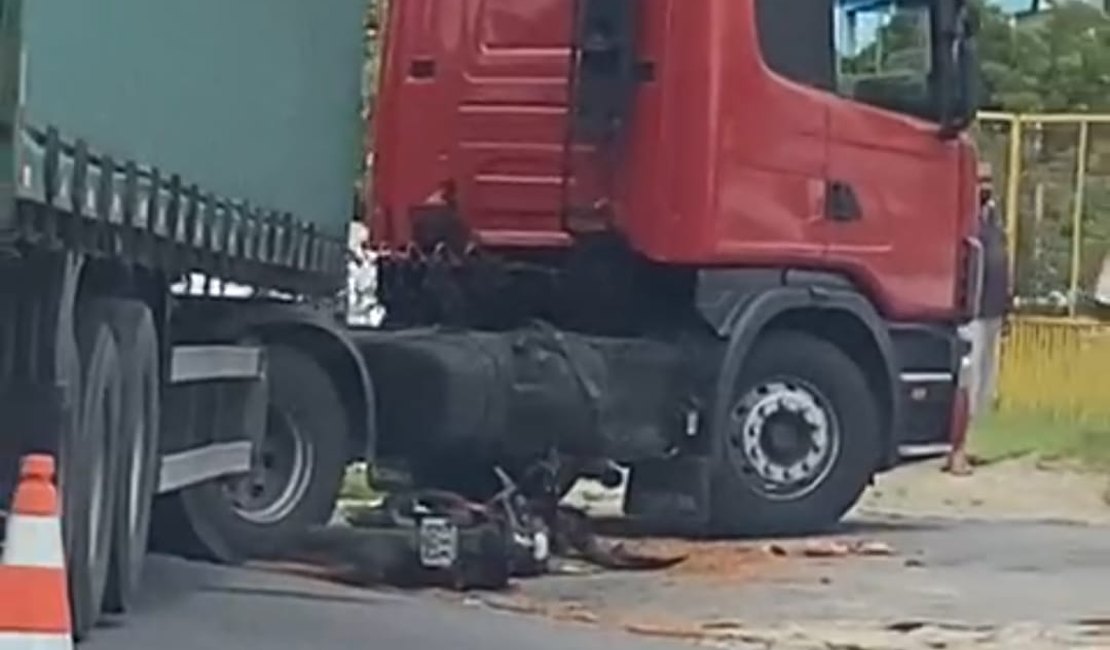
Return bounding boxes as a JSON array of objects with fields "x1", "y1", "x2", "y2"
[
  {"x1": 372, "y1": 0, "x2": 463, "y2": 244},
  {"x1": 373, "y1": 0, "x2": 607, "y2": 250},
  {"x1": 451, "y1": 0, "x2": 611, "y2": 247},
  {"x1": 824, "y1": 0, "x2": 965, "y2": 320}
]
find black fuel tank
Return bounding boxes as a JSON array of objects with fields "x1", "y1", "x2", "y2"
[{"x1": 352, "y1": 327, "x2": 686, "y2": 468}]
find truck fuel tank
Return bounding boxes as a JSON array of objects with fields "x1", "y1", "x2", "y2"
[{"x1": 352, "y1": 327, "x2": 689, "y2": 470}]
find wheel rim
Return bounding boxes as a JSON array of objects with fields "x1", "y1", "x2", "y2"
[
  {"x1": 727, "y1": 378, "x2": 841, "y2": 501},
  {"x1": 223, "y1": 409, "x2": 314, "y2": 524}
]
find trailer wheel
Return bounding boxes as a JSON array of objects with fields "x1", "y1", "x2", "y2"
[
  {"x1": 155, "y1": 345, "x2": 348, "y2": 562},
  {"x1": 65, "y1": 319, "x2": 123, "y2": 638},
  {"x1": 98, "y1": 300, "x2": 161, "y2": 614},
  {"x1": 709, "y1": 331, "x2": 880, "y2": 537}
]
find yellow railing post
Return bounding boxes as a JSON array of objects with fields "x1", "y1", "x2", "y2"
[
  {"x1": 1070, "y1": 120, "x2": 1090, "y2": 317},
  {"x1": 974, "y1": 111, "x2": 1110, "y2": 427},
  {"x1": 1004, "y1": 116, "x2": 1023, "y2": 277}
]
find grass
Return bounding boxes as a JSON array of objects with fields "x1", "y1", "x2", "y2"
[{"x1": 969, "y1": 412, "x2": 1110, "y2": 470}]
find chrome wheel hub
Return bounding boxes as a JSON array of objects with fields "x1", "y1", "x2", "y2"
[{"x1": 729, "y1": 380, "x2": 840, "y2": 501}]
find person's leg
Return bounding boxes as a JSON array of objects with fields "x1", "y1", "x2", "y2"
[
  {"x1": 965, "y1": 319, "x2": 986, "y2": 418},
  {"x1": 978, "y1": 317, "x2": 1004, "y2": 414},
  {"x1": 946, "y1": 321, "x2": 982, "y2": 475}
]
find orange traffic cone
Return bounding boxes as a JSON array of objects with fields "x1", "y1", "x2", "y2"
[{"x1": 0, "y1": 454, "x2": 72, "y2": 649}]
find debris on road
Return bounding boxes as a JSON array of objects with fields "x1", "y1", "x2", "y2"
[
  {"x1": 551, "y1": 507, "x2": 688, "y2": 571},
  {"x1": 468, "y1": 591, "x2": 1090, "y2": 650},
  {"x1": 583, "y1": 536, "x2": 897, "y2": 583},
  {"x1": 620, "y1": 620, "x2": 713, "y2": 642},
  {"x1": 553, "y1": 604, "x2": 600, "y2": 625},
  {"x1": 632, "y1": 539, "x2": 776, "y2": 580},
  {"x1": 270, "y1": 469, "x2": 685, "y2": 593},
  {"x1": 262, "y1": 453, "x2": 903, "y2": 608},
  {"x1": 801, "y1": 539, "x2": 895, "y2": 559},
  {"x1": 764, "y1": 543, "x2": 790, "y2": 557},
  {"x1": 700, "y1": 619, "x2": 745, "y2": 631},
  {"x1": 801, "y1": 540, "x2": 853, "y2": 558},
  {"x1": 481, "y1": 594, "x2": 547, "y2": 616},
  {"x1": 853, "y1": 540, "x2": 896, "y2": 557}
]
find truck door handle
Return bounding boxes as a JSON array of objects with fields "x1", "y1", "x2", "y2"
[
  {"x1": 409, "y1": 58, "x2": 437, "y2": 79},
  {"x1": 825, "y1": 181, "x2": 861, "y2": 222}
]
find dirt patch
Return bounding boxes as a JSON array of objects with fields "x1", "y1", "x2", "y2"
[
  {"x1": 474, "y1": 593, "x2": 753, "y2": 643},
  {"x1": 566, "y1": 447, "x2": 1110, "y2": 527},
  {"x1": 540, "y1": 463, "x2": 1110, "y2": 649},
  {"x1": 596, "y1": 537, "x2": 896, "y2": 584},
  {"x1": 612, "y1": 538, "x2": 780, "y2": 582},
  {"x1": 858, "y1": 457, "x2": 1110, "y2": 524},
  {"x1": 471, "y1": 591, "x2": 1089, "y2": 650}
]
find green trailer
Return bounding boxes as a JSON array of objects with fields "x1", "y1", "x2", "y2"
[
  {"x1": 2, "y1": 0, "x2": 365, "y2": 289},
  {"x1": 0, "y1": 0, "x2": 374, "y2": 639}
]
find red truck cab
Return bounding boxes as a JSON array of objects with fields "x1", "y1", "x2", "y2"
[
  {"x1": 362, "y1": 0, "x2": 980, "y2": 535},
  {"x1": 372, "y1": 0, "x2": 978, "y2": 318}
]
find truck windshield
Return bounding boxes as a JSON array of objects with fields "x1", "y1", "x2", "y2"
[{"x1": 834, "y1": 0, "x2": 938, "y2": 120}]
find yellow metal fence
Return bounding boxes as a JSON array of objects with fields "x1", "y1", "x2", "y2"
[
  {"x1": 977, "y1": 112, "x2": 1110, "y2": 425},
  {"x1": 998, "y1": 316, "x2": 1110, "y2": 424}
]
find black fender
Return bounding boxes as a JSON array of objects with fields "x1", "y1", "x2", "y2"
[
  {"x1": 697, "y1": 269, "x2": 902, "y2": 467},
  {"x1": 172, "y1": 298, "x2": 376, "y2": 463}
]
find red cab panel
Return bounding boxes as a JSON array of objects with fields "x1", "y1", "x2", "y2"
[
  {"x1": 370, "y1": 0, "x2": 976, "y2": 321},
  {"x1": 372, "y1": 0, "x2": 601, "y2": 248}
]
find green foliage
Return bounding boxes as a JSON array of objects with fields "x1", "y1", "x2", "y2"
[
  {"x1": 357, "y1": 0, "x2": 385, "y2": 193},
  {"x1": 976, "y1": 0, "x2": 1110, "y2": 112},
  {"x1": 364, "y1": 0, "x2": 384, "y2": 110},
  {"x1": 970, "y1": 412, "x2": 1110, "y2": 469},
  {"x1": 973, "y1": 1, "x2": 1110, "y2": 309}
]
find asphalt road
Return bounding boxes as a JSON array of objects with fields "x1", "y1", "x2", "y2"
[
  {"x1": 84, "y1": 515, "x2": 1110, "y2": 650},
  {"x1": 82, "y1": 555, "x2": 688, "y2": 650}
]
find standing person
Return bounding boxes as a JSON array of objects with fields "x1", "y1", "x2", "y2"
[{"x1": 946, "y1": 162, "x2": 1012, "y2": 475}]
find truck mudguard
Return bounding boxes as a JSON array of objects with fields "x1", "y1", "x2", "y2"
[
  {"x1": 696, "y1": 268, "x2": 903, "y2": 465},
  {"x1": 175, "y1": 299, "x2": 377, "y2": 464}
]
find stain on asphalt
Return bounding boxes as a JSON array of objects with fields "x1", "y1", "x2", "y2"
[{"x1": 199, "y1": 584, "x2": 388, "y2": 606}]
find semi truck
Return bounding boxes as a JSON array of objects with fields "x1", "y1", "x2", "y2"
[{"x1": 0, "y1": 0, "x2": 982, "y2": 640}]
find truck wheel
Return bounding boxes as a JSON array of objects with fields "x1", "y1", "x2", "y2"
[
  {"x1": 65, "y1": 319, "x2": 123, "y2": 638},
  {"x1": 155, "y1": 345, "x2": 348, "y2": 562},
  {"x1": 99, "y1": 300, "x2": 161, "y2": 614},
  {"x1": 709, "y1": 331, "x2": 880, "y2": 537}
]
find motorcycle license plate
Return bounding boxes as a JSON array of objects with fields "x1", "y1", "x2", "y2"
[{"x1": 418, "y1": 517, "x2": 459, "y2": 569}]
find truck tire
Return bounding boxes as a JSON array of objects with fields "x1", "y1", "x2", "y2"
[
  {"x1": 709, "y1": 331, "x2": 880, "y2": 537},
  {"x1": 66, "y1": 318, "x2": 123, "y2": 638},
  {"x1": 153, "y1": 345, "x2": 348, "y2": 562},
  {"x1": 98, "y1": 300, "x2": 161, "y2": 614}
]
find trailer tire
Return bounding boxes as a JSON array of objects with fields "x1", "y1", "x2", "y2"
[
  {"x1": 66, "y1": 319, "x2": 123, "y2": 638},
  {"x1": 98, "y1": 300, "x2": 160, "y2": 614},
  {"x1": 154, "y1": 345, "x2": 348, "y2": 562},
  {"x1": 709, "y1": 331, "x2": 880, "y2": 537}
]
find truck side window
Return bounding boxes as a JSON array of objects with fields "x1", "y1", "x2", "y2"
[
  {"x1": 756, "y1": 0, "x2": 941, "y2": 122},
  {"x1": 755, "y1": 0, "x2": 836, "y2": 92},
  {"x1": 833, "y1": 0, "x2": 939, "y2": 120}
]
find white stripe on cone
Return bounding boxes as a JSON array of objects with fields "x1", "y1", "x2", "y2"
[
  {"x1": 2, "y1": 515, "x2": 65, "y2": 568},
  {"x1": 0, "y1": 632, "x2": 72, "y2": 650}
]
